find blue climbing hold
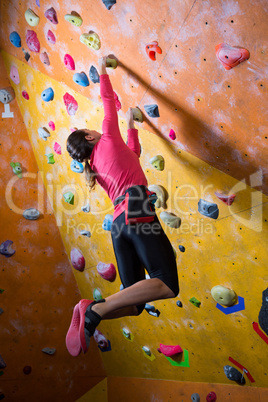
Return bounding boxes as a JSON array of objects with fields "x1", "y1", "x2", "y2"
[
  {"x1": 144, "y1": 104, "x2": 160, "y2": 118},
  {"x1": 89, "y1": 66, "x2": 100, "y2": 83},
  {"x1": 176, "y1": 300, "x2": 183, "y2": 307},
  {"x1": 102, "y1": 214, "x2": 113, "y2": 231},
  {"x1": 73, "y1": 72, "x2": 89, "y2": 87},
  {"x1": 179, "y1": 245, "x2": 185, "y2": 252},
  {"x1": 41, "y1": 87, "x2": 54, "y2": 102},
  {"x1": 102, "y1": 0, "x2": 116, "y2": 10},
  {"x1": 10, "y1": 32, "x2": 21, "y2": 47},
  {"x1": 198, "y1": 199, "x2": 219, "y2": 219},
  {"x1": 71, "y1": 160, "x2": 84, "y2": 173}
]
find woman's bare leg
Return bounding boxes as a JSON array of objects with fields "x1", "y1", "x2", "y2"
[{"x1": 92, "y1": 278, "x2": 175, "y2": 318}]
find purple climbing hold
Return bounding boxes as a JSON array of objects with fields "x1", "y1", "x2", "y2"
[
  {"x1": 10, "y1": 65, "x2": 20, "y2": 85},
  {"x1": 0, "y1": 240, "x2": 15, "y2": 257},
  {"x1": 26, "y1": 30, "x2": 40, "y2": 52},
  {"x1": 44, "y1": 7, "x2": 58, "y2": 24},
  {"x1": 198, "y1": 199, "x2": 219, "y2": 219},
  {"x1": 40, "y1": 52, "x2": 50, "y2": 66},
  {"x1": 0, "y1": 355, "x2": 6, "y2": 369},
  {"x1": 89, "y1": 66, "x2": 100, "y2": 83},
  {"x1": 102, "y1": 0, "x2": 116, "y2": 10},
  {"x1": 36, "y1": 0, "x2": 40, "y2": 7}
]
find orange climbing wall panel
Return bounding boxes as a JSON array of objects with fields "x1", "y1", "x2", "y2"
[
  {"x1": 0, "y1": 0, "x2": 268, "y2": 399},
  {"x1": 0, "y1": 54, "x2": 106, "y2": 401}
]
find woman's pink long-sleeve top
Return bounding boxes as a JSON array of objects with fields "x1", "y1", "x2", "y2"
[{"x1": 90, "y1": 74, "x2": 148, "y2": 221}]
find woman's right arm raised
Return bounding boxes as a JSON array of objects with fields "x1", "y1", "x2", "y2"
[{"x1": 98, "y1": 57, "x2": 119, "y2": 136}]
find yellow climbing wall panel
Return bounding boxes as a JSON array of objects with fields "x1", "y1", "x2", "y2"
[{"x1": 2, "y1": 52, "x2": 268, "y2": 390}]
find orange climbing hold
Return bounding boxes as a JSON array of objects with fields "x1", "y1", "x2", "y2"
[
  {"x1": 146, "y1": 41, "x2": 162, "y2": 61},
  {"x1": 215, "y1": 43, "x2": 250, "y2": 70}
]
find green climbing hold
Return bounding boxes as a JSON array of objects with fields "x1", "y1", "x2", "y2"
[
  {"x1": 45, "y1": 153, "x2": 55, "y2": 164},
  {"x1": 189, "y1": 297, "x2": 201, "y2": 308},
  {"x1": 93, "y1": 288, "x2": 102, "y2": 301},
  {"x1": 63, "y1": 191, "x2": 74, "y2": 205},
  {"x1": 0, "y1": 289, "x2": 4, "y2": 294}
]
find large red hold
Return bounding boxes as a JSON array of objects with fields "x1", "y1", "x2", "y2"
[
  {"x1": 26, "y1": 30, "x2": 40, "y2": 52},
  {"x1": 70, "y1": 248, "x2": 85, "y2": 271},
  {"x1": 97, "y1": 262, "x2": 116, "y2": 282},
  {"x1": 215, "y1": 43, "x2": 250, "y2": 70},
  {"x1": 44, "y1": 7, "x2": 58, "y2": 24}
]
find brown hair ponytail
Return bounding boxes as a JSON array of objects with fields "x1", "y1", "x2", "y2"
[{"x1": 85, "y1": 160, "x2": 97, "y2": 191}]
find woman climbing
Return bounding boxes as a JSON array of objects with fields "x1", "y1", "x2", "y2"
[{"x1": 65, "y1": 56, "x2": 179, "y2": 356}]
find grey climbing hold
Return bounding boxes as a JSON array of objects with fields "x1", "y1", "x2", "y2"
[
  {"x1": 42, "y1": 347, "x2": 56, "y2": 355},
  {"x1": 120, "y1": 284, "x2": 124, "y2": 291},
  {"x1": 145, "y1": 304, "x2": 160, "y2": 317},
  {"x1": 89, "y1": 66, "x2": 100, "y2": 83},
  {"x1": 144, "y1": 104, "x2": 160, "y2": 118},
  {"x1": 102, "y1": 0, "x2": 116, "y2": 10},
  {"x1": 142, "y1": 346, "x2": 151, "y2": 356},
  {"x1": 258, "y1": 288, "x2": 268, "y2": 336},
  {"x1": 191, "y1": 393, "x2": 200, "y2": 402},
  {"x1": 176, "y1": 300, "x2": 183, "y2": 307},
  {"x1": 179, "y1": 245, "x2": 185, "y2": 252},
  {"x1": 80, "y1": 230, "x2": 91, "y2": 238},
  {"x1": 0, "y1": 308, "x2": 4, "y2": 315},
  {"x1": 81, "y1": 202, "x2": 90, "y2": 213},
  {"x1": 224, "y1": 365, "x2": 245, "y2": 384},
  {"x1": 198, "y1": 199, "x2": 219, "y2": 219},
  {"x1": 23, "y1": 208, "x2": 40, "y2": 220}
]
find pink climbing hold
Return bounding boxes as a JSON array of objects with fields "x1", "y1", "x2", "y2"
[
  {"x1": 10, "y1": 65, "x2": 20, "y2": 84},
  {"x1": 157, "y1": 344, "x2": 183, "y2": 357},
  {"x1": 215, "y1": 192, "x2": 235, "y2": 206},
  {"x1": 22, "y1": 90, "x2": 29, "y2": 100},
  {"x1": 70, "y1": 127, "x2": 78, "y2": 133},
  {"x1": 97, "y1": 262, "x2": 116, "y2": 282},
  {"x1": 206, "y1": 392, "x2": 217, "y2": 402},
  {"x1": 47, "y1": 30, "x2": 56, "y2": 44},
  {"x1": 44, "y1": 7, "x2": 58, "y2": 24},
  {"x1": 93, "y1": 329, "x2": 108, "y2": 349},
  {"x1": 215, "y1": 43, "x2": 250, "y2": 70},
  {"x1": 53, "y1": 142, "x2": 61, "y2": 155},
  {"x1": 64, "y1": 54, "x2": 75, "y2": 71},
  {"x1": 48, "y1": 121, "x2": 55, "y2": 131},
  {"x1": 70, "y1": 248, "x2": 85, "y2": 272},
  {"x1": 40, "y1": 52, "x2": 50, "y2": 65},
  {"x1": 169, "y1": 129, "x2": 176, "y2": 140},
  {"x1": 63, "y1": 93, "x2": 78, "y2": 116},
  {"x1": 113, "y1": 91, "x2": 121, "y2": 111},
  {"x1": 26, "y1": 30, "x2": 40, "y2": 52}
]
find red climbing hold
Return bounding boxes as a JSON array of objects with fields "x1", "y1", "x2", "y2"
[
  {"x1": 44, "y1": 7, "x2": 58, "y2": 24},
  {"x1": 48, "y1": 121, "x2": 55, "y2": 131},
  {"x1": 70, "y1": 248, "x2": 85, "y2": 272},
  {"x1": 214, "y1": 192, "x2": 236, "y2": 206},
  {"x1": 146, "y1": 41, "x2": 162, "y2": 61},
  {"x1": 64, "y1": 54, "x2": 75, "y2": 70},
  {"x1": 63, "y1": 93, "x2": 78, "y2": 116},
  {"x1": 97, "y1": 262, "x2": 116, "y2": 282},
  {"x1": 157, "y1": 344, "x2": 183, "y2": 357},
  {"x1": 169, "y1": 129, "x2": 176, "y2": 140},
  {"x1": 22, "y1": 90, "x2": 29, "y2": 100},
  {"x1": 26, "y1": 30, "x2": 40, "y2": 52},
  {"x1": 47, "y1": 30, "x2": 56, "y2": 44},
  {"x1": 206, "y1": 392, "x2": 217, "y2": 402},
  {"x1": 215, "y1": 43, "x2": 250, "y2": 70}
]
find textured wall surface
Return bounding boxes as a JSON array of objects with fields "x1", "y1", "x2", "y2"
[
  {"x1": 0, "y1": 0, "x2": 267, "y2": 400},
  {"x1": 0, "y1": 54, "x2": 106, "y2": 401}
]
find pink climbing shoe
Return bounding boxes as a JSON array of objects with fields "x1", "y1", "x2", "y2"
[
  {"x1": 215, "y1": 43, "x2": 250, "y2": 70},
  {"x1": 78, "y1": 299, "x2": 105, "y2": 353},
  {"x1": 65, "y1": 304, "x2": 82, "y2": 357}
]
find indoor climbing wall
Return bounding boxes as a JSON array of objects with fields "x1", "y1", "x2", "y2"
[
  {"x1": 0, "y1": 55, "x2": 106, "y2": 400},
  {"x1": 0, "y1": 0, "x2": 268, "y2": 401}
]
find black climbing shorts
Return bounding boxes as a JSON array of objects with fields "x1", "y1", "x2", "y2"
[{"x1": 111, "y1": 211, "x2": 179, "y2": 314}]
